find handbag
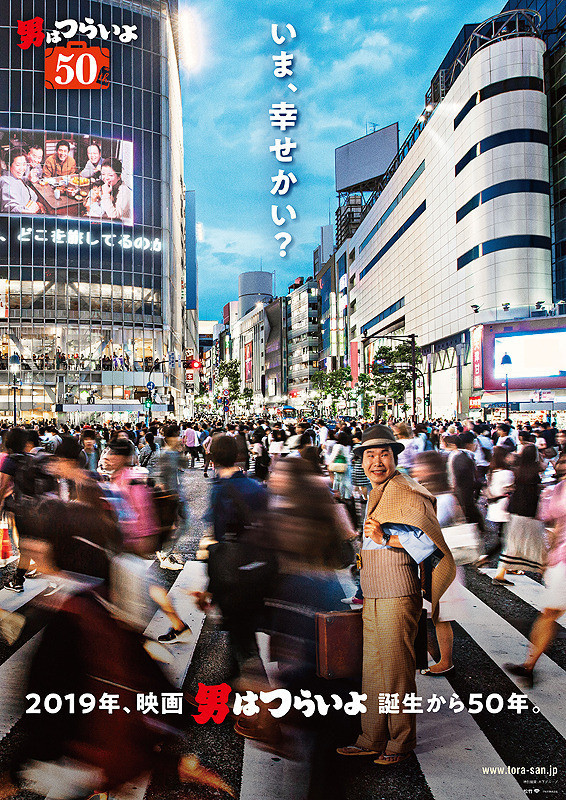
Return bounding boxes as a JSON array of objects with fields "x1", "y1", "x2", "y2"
[
  {"x1": 338, "y1": 537, "x2": 356, "y2": 569},
  {"x1": 441, "y1": 522, "x2": 482, "y2": 565},
  {"x1": 328, "y1": 449, "x2": 348, "y2": 474},
  {"x1": 207, "y1": 536, "x2": 278, "y2": 615}
]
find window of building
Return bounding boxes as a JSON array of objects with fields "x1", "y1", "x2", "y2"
[
  {"x1": 359, "y1": 160, "x2": 425, "y2": 253},
  {"x1": 454, "y1": 77, "x2": 544, "y2": 129},
  {"x1": 455, "y1": 129, "x2": 549, "y2": 176},
  {"x1": 360, "y1": 297, "x2": 405, "y2": 336},
  {"x1": 457, "y1": 235, "x2": 551, "y2": 269},
  {"x1": 456, "y1": 179, "x2": 550, "y2": 222},
  {"x1": 360, "y1": 202, "x2": 426, "y2": 280}
]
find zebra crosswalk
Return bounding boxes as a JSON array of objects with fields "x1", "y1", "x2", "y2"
[{"x1": 0, "y1": 559, "x2": 565, "y2": 799}]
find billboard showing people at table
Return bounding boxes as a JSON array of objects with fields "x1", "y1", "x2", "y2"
[{"x1": 0, "y1": 129, "x2": 133, "y2": 225}]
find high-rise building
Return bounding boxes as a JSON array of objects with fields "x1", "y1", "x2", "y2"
[
  {"x1": 502, "y1": 0, "x2": 566, "y2": 302},
  {"x1": 287, "y1": 277, "x2": 320, "y2": 407},
  {"x1": 0, "y1": 1, "x2": 186, "y2": 420},
  {"x1": 345, "y1": 9, "x2": 559, "y2": 419}
]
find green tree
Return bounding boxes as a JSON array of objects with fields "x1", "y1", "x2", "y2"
[
  {"x1": 311, "y1": 367, "x2": 352, "y2": 415},
  {"x1": 217, "y1": 359, "x2": 241, "y2": 401},
  {"x1": 356, "y1": 372, "x2": 379, "y2": 417},
  {"x1": 311, "y1": 370, "x2": 329, "y2": 398},
  {"x1": 327, "y1": 367, "x2": 352, "y2": 405},
  {"x1": 371, "y1": 341, "x2": 422, "y2": 410},
  {"x1": 242, "y1": 386, "x2": 254, "y2": 411}
]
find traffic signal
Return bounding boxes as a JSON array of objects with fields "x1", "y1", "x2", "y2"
[
  {"x1": 144, "y1": 397, "x2": 153, "y2": 409},
  {"x1": 184, "y1": 358, "x2": 202, "y2": 370}
]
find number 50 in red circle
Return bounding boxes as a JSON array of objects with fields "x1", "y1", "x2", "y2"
[{"x1": 45, "y1": 41, "x2": 110, "y2": 90}]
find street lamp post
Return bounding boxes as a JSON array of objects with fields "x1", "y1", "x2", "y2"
[
  {"x1": 410, "y1": 333, "x2": 417, "y2": 425},
  {"x1": 144, "y1": 356, "x2": 170, "y2": 424},
  {"x1": 222, "y1": 377, "x2": 230, "y2": 424},
  {"x1": 9, "y1": 354, "x2": 20, "y2": 426},
  {"x1": 501, "y1": 352, "x2": 512, "y2": 420}
]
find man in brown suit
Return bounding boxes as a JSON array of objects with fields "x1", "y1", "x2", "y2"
[{"x1": 337, "y1": 425, "x2": 455, "y2": 766}]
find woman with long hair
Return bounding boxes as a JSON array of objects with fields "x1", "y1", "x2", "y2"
[
  {"x1": 479, "y1": 445, "x2": 514, "y2": 562},
  {"x1": 139, "y1": 430, "x2": 159, "y2": 469},
  {"x1": 351, "y1": 427, "x2": 371, "y2": 500},
  {"x1": 97, "y1": 157, "x2": 133, "y2": 224},
  {"x1": 505, "y1": 461, "x2": 566, "y2": 687},
  {"x1": 493, "y1": 444, "x2": 547, "y2": 585},
  {"x1": 251, "y1": 427, "x2": 270, "y2": 482}
]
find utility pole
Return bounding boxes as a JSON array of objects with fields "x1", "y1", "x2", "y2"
[{"x1": 410, "y1": 333, "x2": 417, "y2": 424}]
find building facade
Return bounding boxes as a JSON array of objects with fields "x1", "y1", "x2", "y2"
[
  {"x1": 0, "y1": 0, "x2": 186, "y2": 420},
  {"x1": 347, "y1": 11, "x2": 559, "y2": 419},
  {"x1": 287, "y1": 277, "x2": 320, "y2": 409},
  {"x1": 503, "y1": 0, "x2": 566, "y2": 304}
]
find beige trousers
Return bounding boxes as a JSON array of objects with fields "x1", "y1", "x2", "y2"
[{"x1": 356, "y1": 594, "x2": 422, "y2": 754}]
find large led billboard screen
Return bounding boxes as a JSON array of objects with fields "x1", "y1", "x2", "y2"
[
  {"x1": 493, "y1": 331, "x2": 566, "y2": 380},
  {"x1": 0, "y1": 129, "x2": 133, "y2": 225},
  {"x1": 482, "y1": 319, "x2": 566, "y2": 390}
]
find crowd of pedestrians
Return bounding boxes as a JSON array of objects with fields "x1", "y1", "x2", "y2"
[{"x1": 0, "y1": 412, "x2": 564, "y2": 797}]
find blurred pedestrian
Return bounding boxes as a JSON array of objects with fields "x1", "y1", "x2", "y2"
[
  {"x1": 505, "y1": 468, "x2": 566, "y2": 687},
  {"x1": 413, "y1": 450, "x2": 466, "y2": 674},
  {"x1": 493, "y1": 444, "x2": 547, "y2": 585}
]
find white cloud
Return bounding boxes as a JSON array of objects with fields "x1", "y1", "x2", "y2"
[
  {"x1": 305, "y1": 29, "x2": 412, "y2": 94},
  {"x1": 319, "y1": 14, "x2": 333, "y2": 33},
  {"x1": 204, "y1": 226, "x2": 270, "y2": 256},
  {"x1": 407, "y1": 6, "x2": 430, "y2": 22}
]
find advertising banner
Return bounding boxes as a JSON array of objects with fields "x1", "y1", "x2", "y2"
[
  {"x1": 244, "y1": 341, "x2": 253, "y2": 382},
  {"x1": 483, "y1": 318, "x2": 566, "y2": 391},
  {"x1": 471, "y1": 324, "x2": 483, "y2": 390},
  {"x1": 0, "y1": 129, "x2": 133, "y2": 226}
]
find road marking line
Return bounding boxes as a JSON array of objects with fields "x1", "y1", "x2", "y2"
[
  {"x1": 480, "y1": 567, "x2": 566, "y2": 624},
  {"x1": 457, "y1": 585, "x2": 566, "y2": 739},
  {"x1": 143, "y1": 560, "x2": 207, "y2": 688},
  {"x1": 416, "y1": 673, "x2": 528, "y2": 800}
]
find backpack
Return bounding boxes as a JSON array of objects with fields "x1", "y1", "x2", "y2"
[
  {"x1": 44, "y1": 436, "x2": 61, "y2": 454},
  {"x1": 7, "y1": 453, "x2": 57, "y2": 508},
  {"x1": 139, "y1": 446, "x2": 157, "y2": 468},
  {"x1": 207, "y1": 484, "x2": 278, "y2": 616},
  {"x1": 254, "y1": 444, "x2": 270, "y2": 480}
]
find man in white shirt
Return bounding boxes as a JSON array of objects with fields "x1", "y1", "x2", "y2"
[
  {"x1": 316, "y1": 419, "x2": 329, "y2": 446},
  {"x1": 182, "y1": 424, "x2": 198, "y2": 467}
]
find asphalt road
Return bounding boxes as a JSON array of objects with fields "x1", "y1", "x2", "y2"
[{"x1": 0, "y1": 461, "x2": 565, "y2": 799}]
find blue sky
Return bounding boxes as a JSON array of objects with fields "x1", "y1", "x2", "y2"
[{"x1": 179, "y1": 0, "x2": 503, "y2": 321}]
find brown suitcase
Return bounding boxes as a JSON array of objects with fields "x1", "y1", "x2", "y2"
[{"x1": 315, "y1": 610, "x2": 363, "y2": 679}]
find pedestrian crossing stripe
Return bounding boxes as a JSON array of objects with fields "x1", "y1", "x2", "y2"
[{"x1": 0, "y1": 551, "x2": 565, "y2": 799}]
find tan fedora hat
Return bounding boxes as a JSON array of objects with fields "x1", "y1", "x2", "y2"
[{"x1": 352, "y1": 424, "x2": 404, "y2": 457}]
